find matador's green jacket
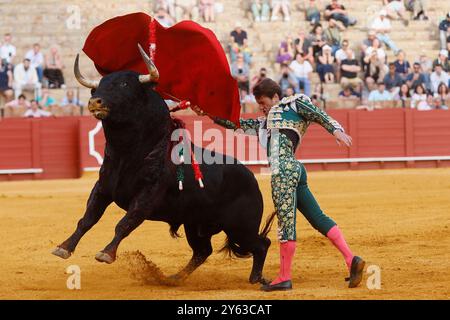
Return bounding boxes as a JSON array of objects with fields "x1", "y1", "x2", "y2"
[{"x1": 213, "y1": 94, "x2": 344, "y2": 241}]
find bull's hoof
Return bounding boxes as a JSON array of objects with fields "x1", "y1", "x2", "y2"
[
  {"x1": 95, "y1": 251, "x2": 115, "y2": 264},
  {"x1": 167, "y1": 273, "x2": 187, "y2": 285},
  {"x1": 249, "y1": 273, "x2": 265, "y2": 285},
  {"x1": 52, "y1": 247, "x2": 71, "y2": 259}
]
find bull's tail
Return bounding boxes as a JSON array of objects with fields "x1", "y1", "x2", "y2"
[
  {"x1": 219, "y1": 211, "x2": 277, "y2": 259},
  {"x1": 259, "y1": 211, "x2": 277, "y2": 239},
  {"x1": 169, "y1": 223, "x2": 182, "y2": 238},
  {"x1": 219, "y1": 238, "x2": 253, "y2": 258}
]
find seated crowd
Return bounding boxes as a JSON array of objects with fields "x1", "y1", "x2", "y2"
[
  {"x1": 233, "y1": 1, "x2": 450, "y2": 111},
  {"x1": 2, "y1": 1, "x2": 450, "y2": 117},
  {"x1": 153, "y1": 0, "x2": 221, "y2": 26},
  {"x1": 3, "y1": 89, "x2": 84, "y2": 118},
  {"x1": 0, "y1": 32, "x2": 82, "y2": 117}
]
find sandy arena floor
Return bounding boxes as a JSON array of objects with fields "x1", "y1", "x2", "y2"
[{"x1": 0, "y1": 168, "x2": 449, "y2": 300}]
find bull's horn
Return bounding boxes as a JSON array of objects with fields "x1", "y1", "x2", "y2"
[
  {"x1": 138, "y1": 43, "x2": 159, "y2": 83},
  {"x1": 74, "y1": 54, "x2": 99, "y2": 89}
]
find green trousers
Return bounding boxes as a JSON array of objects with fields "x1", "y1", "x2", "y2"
[{"x1": 270, "y1": 133, "x2": 336, "y2": 242}]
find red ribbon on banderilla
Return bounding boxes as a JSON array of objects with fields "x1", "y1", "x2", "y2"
[
  {"x1": 170, "y1": 100, "x2": 204, "y2": 191},
  {"x1": 149, "y1": 18, "x2": 204, "y2": 191}
]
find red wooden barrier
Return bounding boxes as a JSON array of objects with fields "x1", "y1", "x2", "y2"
[{"x1": 1, "y1": 109, "x2": 450, "y2": 181}]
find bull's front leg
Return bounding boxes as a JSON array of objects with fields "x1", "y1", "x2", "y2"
[
  {"x1": 95, "y1": 207, "x2": 146, "y2": 264},
  {"x1": 52, "y1": 181, "x2": 112, "y2": 259}
]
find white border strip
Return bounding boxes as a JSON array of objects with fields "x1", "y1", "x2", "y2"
[
  {"x1": 88, "y1": 121, "x2": 104, "y2": 165},
  {"x1": 243, "y1": 156, "x2": 450, "y2": 165},
  {"x1": 0, "y1": 168, "x2": 43, "y2": 175},
  {"x1": 82, "y1": 155, "x2": 450, "y2": 172}
]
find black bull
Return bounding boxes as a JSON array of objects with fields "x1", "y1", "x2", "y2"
[{"x1": 52, "y1": 54, "x2": 275, "y2": 285}]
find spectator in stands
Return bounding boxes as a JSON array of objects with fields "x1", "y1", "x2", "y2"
[
  {"x1": 339, "y1": 85, "x2": 360, "y2": 99},
  {"x1": 200, "y1": 0, "x2": 215, "y2": 22},
  {"x1": 419, "y1": 54, "x2": 433, "y2": 90},
  {"x1": 61, "y1": 90, "x2": 83, "y2": 116},
  {"x1": 335, "y1": 39, "x2": 350, "y2": 64},
  {"x1": 404, "y1": 0, "x2": 428, "y2": 20},
  {"x1": 294, "y1": 30, "x2": 314, "y2": 64},
  {"x1": 365, "y1": 37, "x2": 386, "y2": 62},
  {"x1": 371, "y1": 10, "x2": 400, "y2": 55},
  {"x1": 439, "y1": 12, "x2": 450, "y2": 50},
  {"x1": 434, "y1": 83, "x2": 450, "y2": 107},
  {"x1": 231, "y1": 53, "x2": 250, "y2": 91},
  {"x1": 361, "y1": 30, "x2": 377, "y2": 55},
  {"x1": 23, "y1": 99, "x2": 52, "y2": 118},
  {"x1": 382, "y1": 0, "x2": 409, "y2": 26},
  {"x1": 368, "y1": 82, "x2": 392, "y2": 102},
  {"x1": 422, "y1": 93, "x2": 438, "y2": 110},
  {"x1": 276, "y1": 36, "x2": 295, "y2": 64},
  {"x1": 393, "y1": 83, "x2": 412, "y2": 108},
  {"x1": 411, "y1": 83, "x2": 428, "y2": 109},
  {"x1": 324, "y1": 0, "x2": 356, "y2": 29},
  {"x1": 175, "y1": 0, "x2": 199, "y2": 22},
  {"x1": 13, "y1": 58, "x2": 41, "y2": 99},
  {"x1": 393, "y1": 50, "x2": 411, "y2": 80},
  {"x1": 432, "y1": 50, "x2": 450, "y2": 72},
  {"x1": 0, "y1": 33, "x2": 16, "y2": 65},
  {"x1": 36, "y1": 88, "x2": 57, "y2": 111},
  {"x1": 406, "y1": 62, "x2": 427, "y2": 90},
  {"x1": 365, "y1": 58, "x2": 388, "y2": 92},
  {"x1": 4, "y1": 93, "x2": 30, "y2": 113},
  {"x1": 420, "y1": 54, "x2": 433, "y2": 74},
  {"x1": 447, "y1": 28, "x2": 450, "y2": 53},
  {"x1": 250, "y1": 67, "x2": 267, "y2": 93},
  {"x1": 383, "y1": 62, "x2": 403, "y2": 95},
  {"x1": 229, "y1": 22, "x2": 252, "y2": 63},
  {"x1": 434, "y1": 83, "x2": 450, "y2": 104},
  {"x1": 289, "y1": 53, "x2": 312, "y2": 95},
  {"x1": 25, "y1": 43, "x2": 44, "y2": 82},
  {"x1": 418, "y1": 94, "x2": 434, "y2": 110},
  {"x1": 44, "y1": 46, "x2": 65, "y2": 89},
  {"x1": 230, "y1": 22, "x2": 248, "y2": 47},
  {"x1": 432, "y1": 96, "x2": 448, "y2": 110},
  {"x1": 317, "y1": 45, "x2": 335, "y2": 83},
  {"x1": 303, "y1": 0, "x2": 322, "y2": 25},
  {"x1": 4, "y1": 94, "x2": 30, "y2": 108},
  {"x1": 239, "y1": 87, "x2": 256, "y2": 109},
  {"x1": 364, "y1": 38, "x2": 388, "y2": 88},
  {"x1": 324, "y1": 18, "x2": 341, "y2": 55},
  {"x1": 155, "y1": 7, "x2": 175, "y2": 27},
  {"x1": 0, "y1": 58, "x2": 13, "y2": 102},
  {"x1": 271, "y1": 0, "x2": 291, "y2": 22},
  {"x1": 278, "y1": 63, "x2": 299, "y2": 96},
  {"x1": 250, "y1": 0, "x2": 270, "y2": 22},
  {"x1": 309, "y1": 24, "x2": 327, "y2": 61},
  {"x1": 430, "y1": 64, "x2": 450, "y2": 93},
  {"x1": 154, "y1": 0, "x2": 176, "y2": 17},
  {"x1": 340, "y1": 48, "x2": 362, "y2": 90},
  {"x1": 284, "y1": 86, "x2": 296, "y2": 98}
]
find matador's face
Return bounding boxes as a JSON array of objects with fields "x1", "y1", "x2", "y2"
[{"x1": 256, "y1": 94, "x2": 280, "y2": 116}]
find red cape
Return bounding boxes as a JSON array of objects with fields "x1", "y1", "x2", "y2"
[{"x1": 83, "y1": 12, "x2": 241, "y2": 126}]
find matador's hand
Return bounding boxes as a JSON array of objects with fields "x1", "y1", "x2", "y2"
[
  {"x1": 334, "y1": 130, "x2": 352, "y2": 147},
  {"x1": 191, "y1": 105, "x2": 206, "y2": 116}
]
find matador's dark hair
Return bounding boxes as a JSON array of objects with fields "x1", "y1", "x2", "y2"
[{"x1": 253, "y1": 78, "x2": 282, "y2": 99}]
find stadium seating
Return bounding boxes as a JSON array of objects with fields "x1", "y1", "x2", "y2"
[{"x1": 0, "y1": 0, "x2": 449, "y2": 112}]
